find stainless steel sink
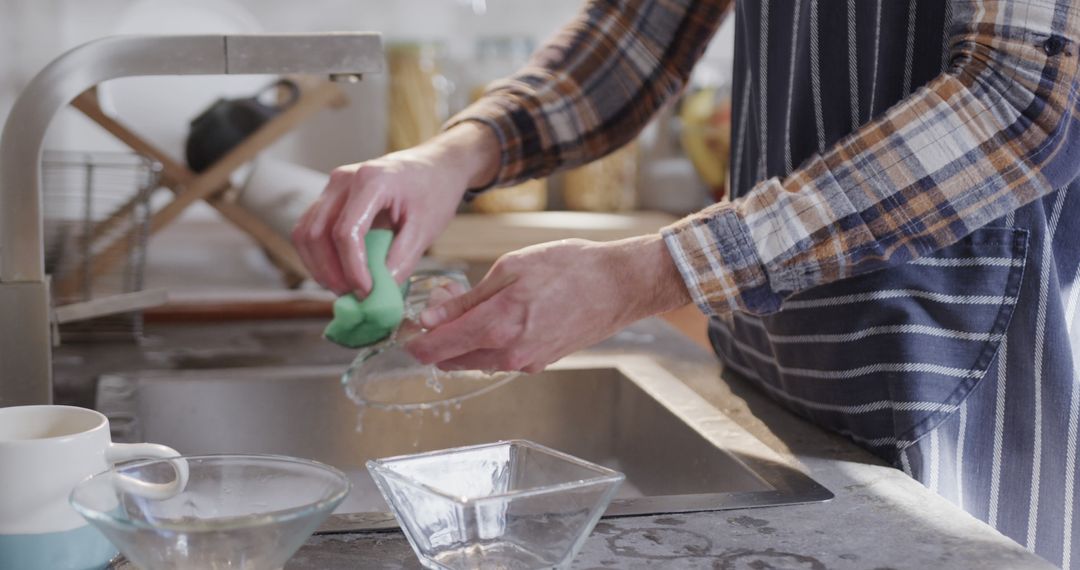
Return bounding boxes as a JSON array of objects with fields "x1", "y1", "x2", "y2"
[{"x1": 96, "y1": 354, "x2": 831, "y2": 531}]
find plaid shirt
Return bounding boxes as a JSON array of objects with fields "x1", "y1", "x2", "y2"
[{"x1": 449, "y1": 0, "x2": 1080, "y2": 319}]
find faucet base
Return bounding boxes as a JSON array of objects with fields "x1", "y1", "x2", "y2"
[{"x1": 0, "y1": 281, "x2": 52, "y2": 406}]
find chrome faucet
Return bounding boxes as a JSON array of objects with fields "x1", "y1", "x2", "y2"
[{"x1": 0, "y1": 33, "x2": 383, "y2": 406}]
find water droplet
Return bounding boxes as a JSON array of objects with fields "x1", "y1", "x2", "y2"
[
  {"x1": 425, "y1": 366, "x2": 444, "y2": 394},
  {"x1": 354, "y1": 408, "x2": 366, "y2": 433}
]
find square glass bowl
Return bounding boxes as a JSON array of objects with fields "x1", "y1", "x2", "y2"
[{"x1": 367, "y1": 440, "x2": 624, "y2": 569}]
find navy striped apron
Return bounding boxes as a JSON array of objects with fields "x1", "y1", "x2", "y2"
[{"x1": 725, "y1": 1, "x2": 1080, "y2": 565}]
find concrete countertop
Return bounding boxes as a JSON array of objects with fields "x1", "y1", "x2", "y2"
[
  {"x1": 56, "y1": 318, "x2": 1052, "y2": 569},
  {"x1": 48, "y1": 220, "x2": 1049, "y2": 567},
  {"x1": 288, "y1": 320, "x2": 1053, "y2": 569}
]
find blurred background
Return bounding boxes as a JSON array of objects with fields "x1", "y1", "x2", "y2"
[{"x1": 0, "y1": 0, "x2": 733, "y2": 325}]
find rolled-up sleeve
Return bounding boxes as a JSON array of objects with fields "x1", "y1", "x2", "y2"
[
  {"x1": 664, "y1": 0, "x2": 1080, "y2": 317},
  {"x1": 446, "y1": 0, "x2": 730, "y2": 191}
]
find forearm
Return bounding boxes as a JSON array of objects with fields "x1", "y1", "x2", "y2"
[
  {"x1": 423, "y1": 122, "x2": 501, "y2": 190},
  {"x1": 665, "y1": 0, "x2": 1080, "y2": 317},
  {"x1": 608, "y1": 234, "x2": 693, "y2": 320},
  {"x1": 448, "y1": 0, "x2": 730, "y2": 190}
]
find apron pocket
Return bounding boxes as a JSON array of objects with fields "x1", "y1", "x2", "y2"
[{"x1": 711, "y1": 227, "x2": 1029, "y2": 461}]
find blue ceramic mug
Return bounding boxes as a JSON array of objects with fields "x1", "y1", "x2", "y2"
[{"x1": 0, "y1": 406, "x2": 185, "y2": 569}]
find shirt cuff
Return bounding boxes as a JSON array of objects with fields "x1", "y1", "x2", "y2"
[
  {"x1": 661, "y1": 204, "x2": 785, "y2": 317},
  {"x1": 444, "y1": 96, "x2": 533, "y2": 196}
]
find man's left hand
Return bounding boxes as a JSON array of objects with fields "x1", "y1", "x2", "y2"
[{"x1": 406, "y1": 234, "x2": 691, "y2": 373}]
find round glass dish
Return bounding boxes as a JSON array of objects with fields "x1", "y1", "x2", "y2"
[
  {"x1": 342, "y1": 270, "x2": 521, "y2": 412},
  {"x1": 69, "y1": 454, "x2": 349, "y2": 570}
]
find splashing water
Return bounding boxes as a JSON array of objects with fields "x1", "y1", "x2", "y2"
[
  {"x1": 341, "y1": 330, "x2": 523, "y2": 436},
  {"x1": 345, "y1": 367, "x2": 520, "y2": 435},
  {"x1": 354, "y1": 408, "x2": 365, "y2": 434},
  {"x1": 341, "y1": 269, "x2": 525, "y2": 430},
  {"x1": 425, "y1": 367, "x2": 444, "y2": 394}
]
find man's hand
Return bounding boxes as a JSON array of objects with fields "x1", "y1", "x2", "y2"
[
  {"x1": 406, "y1": 234, "x2": 692, "y2": 373},
  {"x1": 292, "y1": 123, "x2": 500, "y2": 296}
]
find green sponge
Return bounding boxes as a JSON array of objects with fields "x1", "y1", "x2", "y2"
[{"x1": 324, "y1": 229, "x2": 405, "y2": 348}]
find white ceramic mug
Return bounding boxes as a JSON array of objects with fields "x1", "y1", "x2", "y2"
[{"x1": 0, "y1": 405, "x2": 187, "y2": 570}]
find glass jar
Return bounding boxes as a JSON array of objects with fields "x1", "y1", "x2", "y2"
[
  {"x1": 563, "y1": 140, "x2": 640, "y2": 212},
  {"x1": 679, "y1": 84, "x2": 732, "y2": 202},
  {"x1": 470, "y1": 178, "x2": 547, "y2": 213},
  {"x1": 386, "y1": 43, "x2": 452, "y2": 152},
  {"x1": 342, "y1": 270, "x2": 520, "y2": 413}
]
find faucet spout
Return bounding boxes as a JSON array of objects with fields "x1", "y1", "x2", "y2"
[{"x1": 0, "y1": 33, "x2": 382, "y2": 406}]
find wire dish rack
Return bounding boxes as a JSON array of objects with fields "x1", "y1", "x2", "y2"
[{"x1": 43, "y1": 151, "x2": 161, "y2": 341}]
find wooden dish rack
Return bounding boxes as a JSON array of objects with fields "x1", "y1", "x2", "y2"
[{"x1": 54, "y1": 76, "x2": 348, "y2": 299}]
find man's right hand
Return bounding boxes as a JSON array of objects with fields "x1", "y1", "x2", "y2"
[{"x1": 292, "y1": 122, "x2": 500, "y2": 296}]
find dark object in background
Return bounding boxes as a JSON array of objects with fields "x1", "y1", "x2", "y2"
[{"x1": 184, "y1": 79, "x2": 300, "y2": 172}]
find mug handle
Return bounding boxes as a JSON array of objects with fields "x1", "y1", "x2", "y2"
[{"x1": 106, "y1": 443, "x2": 189, "y2": 500}]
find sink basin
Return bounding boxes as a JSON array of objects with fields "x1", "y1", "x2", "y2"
[{"x1": 96, "y1": 355, "x2": 831, "y2": 531}]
